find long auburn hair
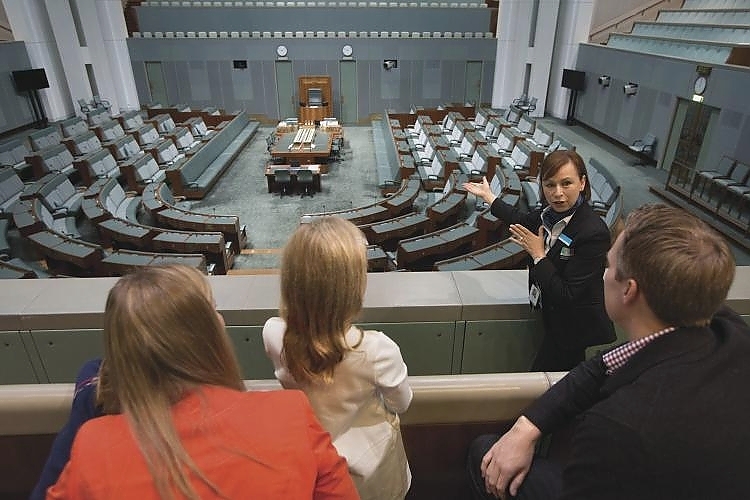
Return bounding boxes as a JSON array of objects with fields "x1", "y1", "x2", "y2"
[
  {"x1": 99, "y1": 265, "x2": 244, "y2": 500},
  {"x1": 280, "y1": 217, "x2": 367, "y2": 385}
]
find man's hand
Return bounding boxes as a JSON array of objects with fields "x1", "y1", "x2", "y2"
[{"x1": 481, "y1": 416, "x2": 541, "y2": 498}]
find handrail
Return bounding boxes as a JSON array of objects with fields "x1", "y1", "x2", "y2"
[
  {"x1": 0, "y1": 372, "x2": 569, "y2": 436},
  {"x1": 589, "y1": 0, "x2": 685, "y2": 45}
]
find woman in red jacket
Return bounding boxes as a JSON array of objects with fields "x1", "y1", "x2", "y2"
[{"x1": 47, "y1": 265, "x2": 358, "y2": 500}]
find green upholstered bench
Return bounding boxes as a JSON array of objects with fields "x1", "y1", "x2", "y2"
[{"x1": 166, "y1": 113, "x2": 258, "y2": 199}]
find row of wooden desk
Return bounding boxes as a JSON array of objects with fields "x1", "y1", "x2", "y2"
[{"x1": 397, "y1": 223, "x2": 479, "y2": 271}]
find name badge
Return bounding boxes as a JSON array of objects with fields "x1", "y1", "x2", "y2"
[
  {"x1": 558, "y1": 233, "x2": 573, "y2": 247},
  {"x1": 529, "y1": 283, "x2": 541, "y2": 309}
]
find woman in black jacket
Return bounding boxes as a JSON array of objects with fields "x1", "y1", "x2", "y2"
[{"x1": 464, "y1": 150, "x2": 615, "y2": 370}]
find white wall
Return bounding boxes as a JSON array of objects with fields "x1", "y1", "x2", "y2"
[
  {"x1": 1, "y1": 0, "x2": 138, "y2": 121},
  {"x1": 546, "y1": 0, "x2": 595, "y2": 119},
  {"x1": 491, "y1": 0, "x2": 560, "y2": 117}
]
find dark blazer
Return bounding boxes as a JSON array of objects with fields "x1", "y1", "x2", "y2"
[
  {"x1": 524, "y1": 307, "x2": 750, "y2": 500},
  {"x1": 31, "y1": 359, "x2": 103, "y2": 500},
  {"x1": 490, "y1": 199, "x2": 616, "y2": 355}
]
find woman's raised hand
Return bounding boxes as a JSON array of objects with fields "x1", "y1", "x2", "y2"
[
  {"x1": 509, "y1": 224, "x2": 545, "y2": 261},
  {"x1": 462, "y1": 177, "x2": 496, "y2": 205}
]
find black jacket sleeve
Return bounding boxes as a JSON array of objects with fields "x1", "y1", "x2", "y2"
[
  {"x1": 489, "y1": 197, "x2": 541, "y2": 230},
  {"x1": 522, "y1": 356, "x2": 608, "y2": 434}
]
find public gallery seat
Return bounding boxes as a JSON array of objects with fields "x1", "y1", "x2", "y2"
[
  {"x1": 274, "y1": 168, "x2": 292, "y2": 197},
  {"x1": 92, "y1": 95, "x2": 111, "y2": 112},
  {"x1": 77, "y1": 98, "x2": 93, "y2": 114},
  {"x1": 629, "y1": 133, "x2": 656, "y2": 164},
  {"x1": 297, "y1": 168, "x2": 314, "y2": 198},
  {"x1": 514, "y1": 95, "x2": 537, "y2": 115}
]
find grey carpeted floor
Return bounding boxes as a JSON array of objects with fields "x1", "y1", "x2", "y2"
[{"x1": 192, "y1": 125, "x2": 445, "y2": 270}]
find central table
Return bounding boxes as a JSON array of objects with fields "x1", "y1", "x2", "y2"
[{"x1": 270, "y1": 129, "x2": 333, "y2": 169}]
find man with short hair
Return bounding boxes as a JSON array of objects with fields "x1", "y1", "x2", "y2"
[{"x1": 467, "y1": 204, "x2": 750, "y2": 500}]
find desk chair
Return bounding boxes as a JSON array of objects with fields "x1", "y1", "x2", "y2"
[
  {"x1": 274, "y1": 169, "x2": 292, "y2": 197},
  {"x1": 513, "y1": 95, "x2": 537, "y2": 115},
  {"x1": 92, "y1": 95, "x2": 111, "y2": 112},
  {"x1": 468, "y1": 169, "x2": 484, "y2": 183},
  {"x1": 629, "y1": 133, "x2": 656, "y2": 166},
  {"x1": 330, "y1": 140, "x2": 341, "y2": 161},
  {"x1": 77, "y1": 99, "x2": 93, "y2": 114},
  {"x1": 266, "y1": 133, "x2": 277, "y2": 151},
  {"x1": 297, "y1": 168, "x2": 315, "y2": 198}
]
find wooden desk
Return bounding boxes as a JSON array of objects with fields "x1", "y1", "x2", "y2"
[
  {"x1": 152, "y1": 231, "x2": 232, "y2": 274},
  {"x1": 427, "y1": 192, "x2": 467, "y2": 228},
  {"x1": 366, "y1": 245, "x2": 390, "y2": 272},
  {"x1": 265, "y1": 164, "x2": 322, "y2": 193},
  {"x1": 270, "y1": 130, "x2": 332, "y2": 166},
  {"x1": 397, "y1": 223, "x2": 478, "y2": 270},
  {"x1": 27, "y1": 230, "x2": 104, "y2": 273},
  {"x1": 156, "y1": 208, "x2": 246, "y2": 250},
  {"x1": 81, "y1": 198, "x2": 110, "y2": 224},
  {"x1": 100, "y1": 249, "x2": 207, "y2": 276},
  {"x1": 364, "y1": 213, "x2": 430, "y2": 250},
  {"x1": 381, "y1": 176, "x2": 421, "y2": 216},
  {"x1": 97, "y1": 218, "x2": 154, "y2": 250},
  {"x1": 426, "y1": 125, "x2": 444, "y2": 136},
  {"x1": 335, "y1": 204, "x2": 390, "y2": 225}
]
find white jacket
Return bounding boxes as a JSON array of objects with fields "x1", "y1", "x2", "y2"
[{"x1": 263, "y1": 318, "x2": 413, "y2": 500}]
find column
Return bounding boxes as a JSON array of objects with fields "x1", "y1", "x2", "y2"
[
  {"x1": 546, "y1": 0, "x2": 595, "y2": 120},
  {"x1": 91, "y1": 0, "x2": 140, "y2": 113},
  {"x1": 3, "y1": 0, "x2": 70, "y2": 121},
  {"x1": 491, "y1": 0, "x2": 533, "y2": 110},
  {"x1": 44, "y1": 0, "x2": 90, "y2": 117},
  {"x1": 529, "y1": 0, "x2": 561, "y2": 118},
  {"x1": 490, "y1": 0, "x2": 561, "y2": 117}
]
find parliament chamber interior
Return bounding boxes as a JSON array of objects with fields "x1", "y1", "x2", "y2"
[{"x1": 1, "y1": 0, "x2": 750, "y2": 498}]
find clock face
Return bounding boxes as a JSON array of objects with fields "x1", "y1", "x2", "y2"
[
  {"x1": 342, "y1": 44, "x2": 353, "y2": 57},
  {"x1": 276, "y1": 45, "x2": 288, "y2": 57},
  {"x1": 694, "y1": 76, "x2": 707, "y2": 95}
]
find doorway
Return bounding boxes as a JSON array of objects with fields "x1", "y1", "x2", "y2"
[
  {"x1": 339, "y1": 60, "x2": 357, "y2": 124},
  {"x1": 464, "y1": 61, "x2": 483, "y2": 106},
  {"x1": 275, "y1": 60, "x2": 295, "y2": 120},
  {"x1": 144, "y1": 61, "x2": 168, "y2": 106},
  {"x1": 664, "y1": 98, "x2": 719, "y2": 193}
]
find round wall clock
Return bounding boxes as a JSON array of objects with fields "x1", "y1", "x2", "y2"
[
  {"x1": 342, "y1": 44, "x2": 353, "y2": 57},
  {"x1": 276, "y1": 45, "x2": 288, "y2": 57},
  {"x1": 693, "y1": 75, "x2": 707, "y2": 95}
]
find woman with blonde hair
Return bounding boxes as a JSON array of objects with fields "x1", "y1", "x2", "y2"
[
  {"x1": 263, "y1": 217, "x2": 413, "y2": 500},
  {"x1": 47, "y1": 265, "x2": 358, "y2": 500}
]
